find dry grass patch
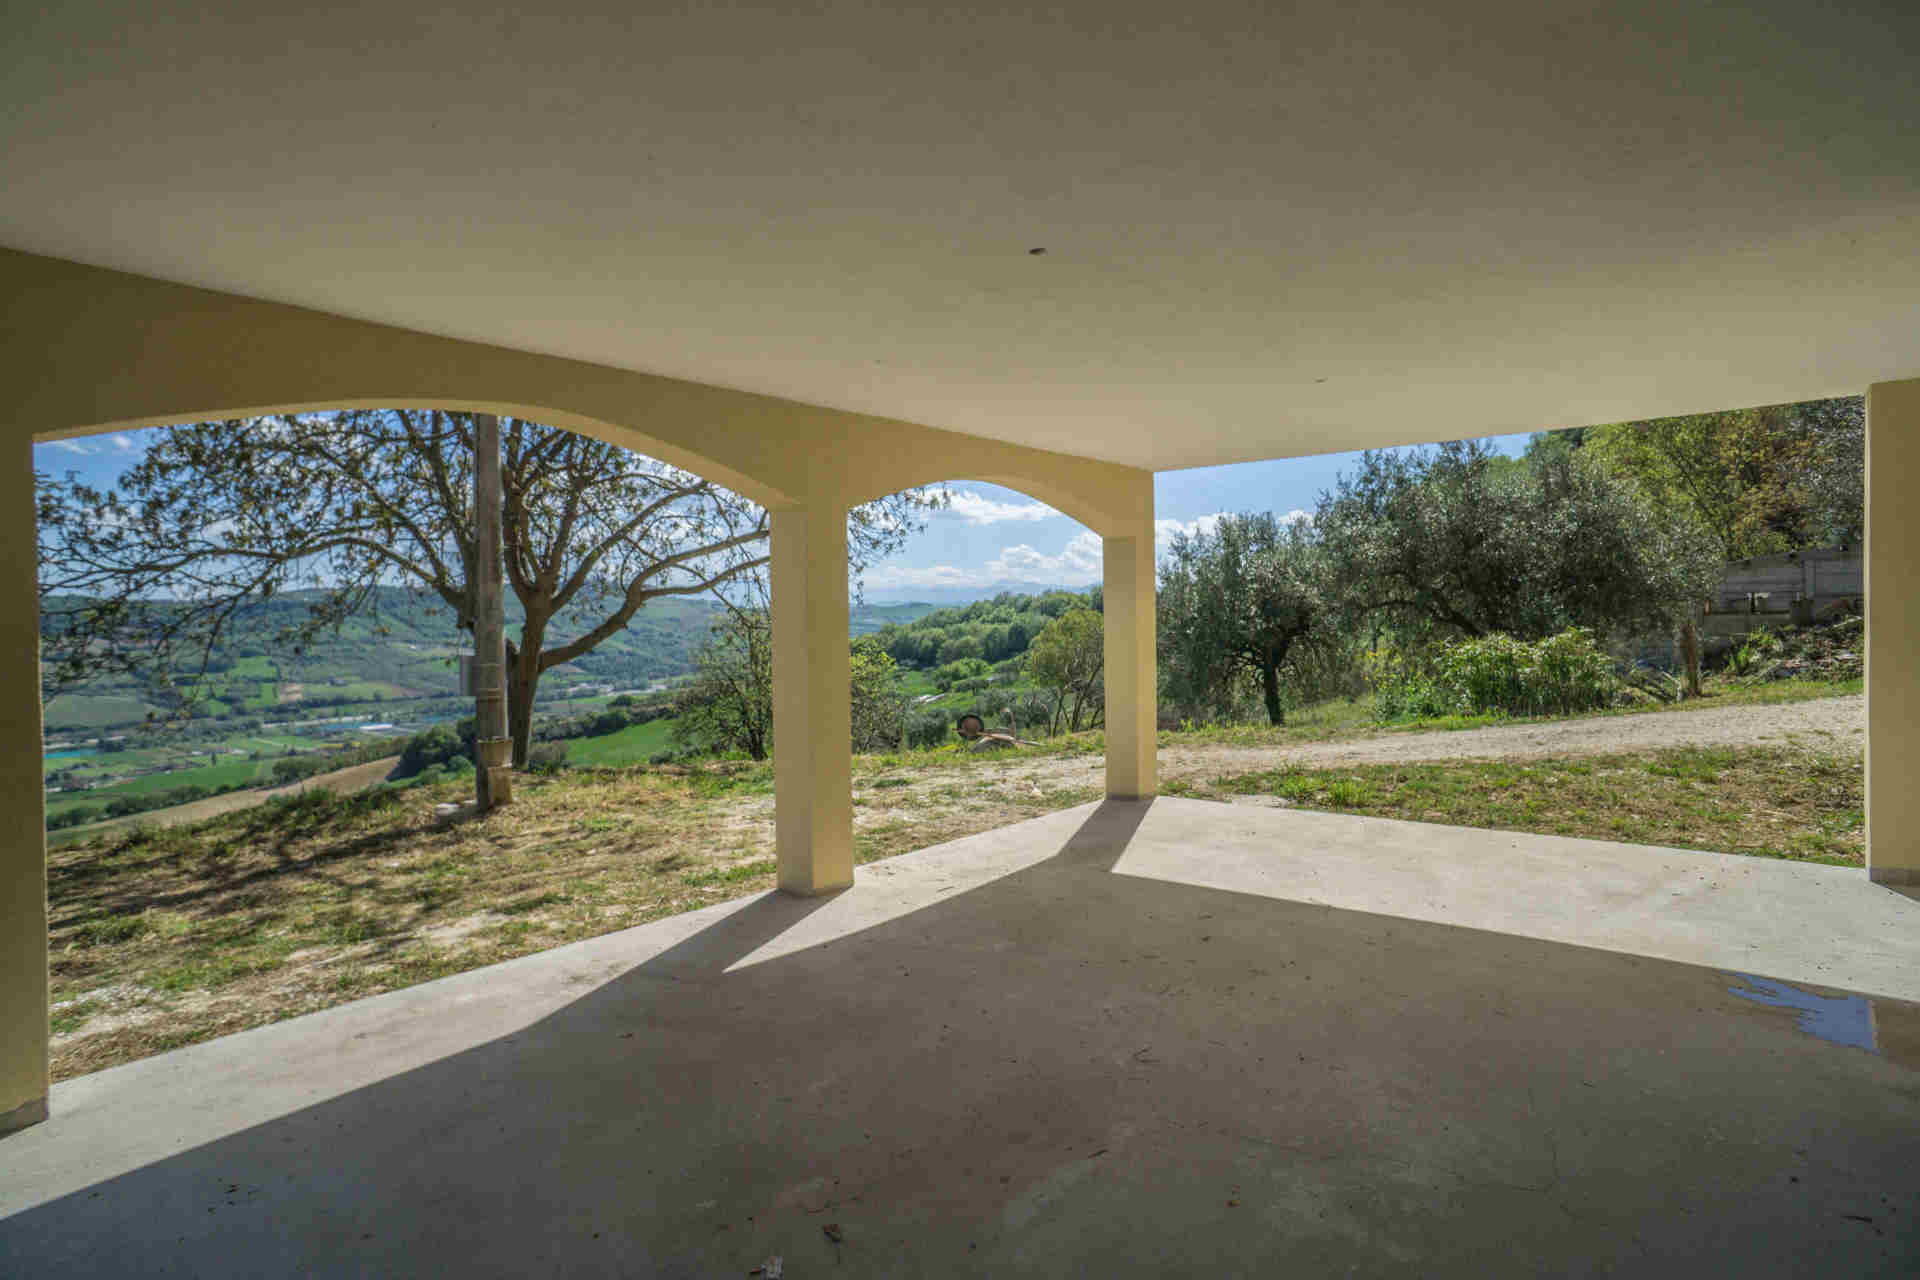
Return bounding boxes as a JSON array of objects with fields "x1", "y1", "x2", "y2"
[
  {"x1": 48, "y1": 758, "x2": 1098, "y2": 1080},
  {"x1": 1166, "y1": 746, "x2": 1863, "y2": 865}
]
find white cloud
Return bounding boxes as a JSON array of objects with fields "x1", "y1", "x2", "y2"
[
  {"x1": 47, "y1": 439, "x2": 95, "y2": 455},
  {"x1": 1154, "y1": 513, "x2": 1227, "y2": 560},
  {"x1": 985, "y1": 529, "x2": 1104, "y2": 584},
  {"x1": 942, "y1": 489, "x2": 1061, "y2": 525},
  {"x1": 111, "y1": 434, "x2": 138, "y2": 451},
  {"x1": 1153, "y1": 509, "x2": 1310, "y2": 558},
  {"x1": 864, "y1": 508, "x2": 1314, "y2": 595},
  {"x1": 864, "y1": 529, "x2": 1104, "y2": 590}
]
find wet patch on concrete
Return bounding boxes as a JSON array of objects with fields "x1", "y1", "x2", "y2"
[{"x1": 1727, "y1": 973, "x2": 1877, "y2": 1052}]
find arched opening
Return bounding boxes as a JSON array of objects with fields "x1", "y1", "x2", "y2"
[
  {"x1": 0, "y1": 251, "x2": 1163, "y2": 1132},
  {"x1": 29, "y1": 405, "x2": 949, "y2": 1085},
  {"x1": 829, "y1": 476, "x2": 1150, "y2": 850}
]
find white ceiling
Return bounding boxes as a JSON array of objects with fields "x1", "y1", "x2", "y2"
[{"x1": 2, "y1": 1, "x2": 1915, "y2": 470}]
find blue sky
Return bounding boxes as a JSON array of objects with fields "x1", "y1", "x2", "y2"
[
  {"x1": 858, "y1": 433, "x2": 1532, "y2": 600},
  {"x1": 35, "y1": 425, "x2": 1533, "y2": 603}
]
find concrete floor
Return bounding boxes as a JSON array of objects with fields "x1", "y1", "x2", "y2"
[{"x1": 3, "y1": 799, "x2": 1917, "y2": 1277}]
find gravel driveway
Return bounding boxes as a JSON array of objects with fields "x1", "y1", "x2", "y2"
[{"x1": 1004, "y1": 694, "x2": 1865, "y2": 791}]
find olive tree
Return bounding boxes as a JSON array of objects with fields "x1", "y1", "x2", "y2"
[
  {"x1": 1314, "y1": 439, "x2": 1720, "y2": 646},
  {"x1": 671, "y1": 584, "x2": 908, "y2": 759},
  {"x1": 1026, "y1": 607, "x2": 1104, "y2": 733},
  {"x1": 1158, "y1": 512, "x2": 1325, "y2": 726}
]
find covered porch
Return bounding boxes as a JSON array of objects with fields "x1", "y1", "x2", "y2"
[
  {"x1": 4, "y1": 799, "x2": 1916, "y2": 1274},
  {"x1": 4, "y1": 5, "x2": 1920, "y2": 1263}
]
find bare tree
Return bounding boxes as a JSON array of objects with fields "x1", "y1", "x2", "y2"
[{"x1": 38, "y1": 410, "x2": 940, "y2": 765}]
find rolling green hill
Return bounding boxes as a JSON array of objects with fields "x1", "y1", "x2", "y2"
[
  {"x1": 42, "y1": 587, "x2": 724, "y2": 734},
  {"x1": 43, "y1": 588, "x2": 949, "y2": 735}
]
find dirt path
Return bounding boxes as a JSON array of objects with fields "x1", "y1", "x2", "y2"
[
  {"x1": 50, "y1": 756, "x2": 401, "y2": 846},
  {"x1": 1003, "y1": 695, "x2": 1866, "y2": 791}
]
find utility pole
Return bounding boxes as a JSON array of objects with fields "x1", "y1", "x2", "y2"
[{"x1": 472, "y1": 412, "x2": 512, "y2": 810}]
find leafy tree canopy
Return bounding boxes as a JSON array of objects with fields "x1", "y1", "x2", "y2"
[
  {"x1": 1314, "y1": 439, "x2": 1720, "y2": 643},
  {"x1": 1533, "y1": 396, "x2": 1864, "y2": 559},
  {"x1": 867, "y1": 588, "x2": 1099, "y2": 669},
  {"x1": 1026, "y1": 607, "x2": 1104, "y2": 734},
  {"x1": 1158, "y1": 512, "x2": 1325, "y2": 726},
  {"x1": 672, "y1": 587, "x2": 907, "y2": 759},
  {"x1": 38, "y1": 410, "x2": 941, "y2": 764}
]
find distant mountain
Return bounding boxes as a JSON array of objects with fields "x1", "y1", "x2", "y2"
[
  {"x1": 41, "y1": 586, "x2": 726, "y2": 732},
  {"x1": 860, "y1": 582, "x2": 1084, "y2": 606},
  {"x1": 44, "y1": 588, "x2": 955, "y2": 733},
  {"x1": 848, "y1": 601, "x2": 941, "y2": 634}
]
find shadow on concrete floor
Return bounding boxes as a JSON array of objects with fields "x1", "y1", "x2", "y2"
[{"x1": 4, "y1": 801, "x2": 1918, "y2": 1277}]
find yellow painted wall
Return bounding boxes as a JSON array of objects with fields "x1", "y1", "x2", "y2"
[
  {"x1": 0, "y1": 436, "x2": 48, "y2": 1130},
  {"x1": 1, "y1": 249, "x2": 1150, "y2": 534},
  {"x1": 1868, "y1": 377, "x2": 1920, "y2": 885},
  {"x1": 0, "y1": 248, "x2": 1162, "y2": 1122}
]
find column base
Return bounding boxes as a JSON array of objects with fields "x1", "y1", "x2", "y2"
[
  {"x1": 1, "y1": 1094, "x2": 48, "y2": 1135},
  {"x1": 777, "y1": 877, "x2": 852, "y2": 899},
  {"x1": 1869, "y1": 866, "x2": 1920, "y2": 886}
]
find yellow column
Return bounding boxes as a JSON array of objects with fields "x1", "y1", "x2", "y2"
[
  {"x1": 771, "y1": 506, "x2": 854, "y2": 895},
  {"x1": 1102, "y1": 505, "x2": 1158, "y2": 801},
  {"x1": 1, "y1": 438, "x2": 48, "y2": 1132},
  {"x1": 1868, "y1": 376, "x2": 1920, "y2": 885}
]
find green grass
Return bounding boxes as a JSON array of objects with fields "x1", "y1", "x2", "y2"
[
  {"x1": 44, "y1": 756, "x2": 273, "y2": 820},
  {"x1": 561, "y1": 718, "x2": 677, "y2": 766},
  {"x1": 1172, "y1": 746, "x2": 1864, "y2": 866},
  {"x1": 1160, "y1": 676, "x2": 1859, "y2": 749},
  {"x1": 42, "y1": 693, "x2": 155, "y2": 732}
]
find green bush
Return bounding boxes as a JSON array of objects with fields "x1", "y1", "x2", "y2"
[
  {"x1": 931, "y1": 657, "x2": 991, "y2": 692},
  {"x1": 526, "y1": 741, "x2": 570, "y2": 774},
  {"x1": 47, "y1": 805, "x2": 107, "y2": 831},
  {"x1": 394, "y1": 724, "x2": 465, "y2": 779},
  {"x1": 1369, "y1": 628, "x2": 1619, "y2": 722},
  {"x1": 1364, "y1": 648, "x2": 1455, "y2": 721},
  {"x1": 271, "y1": 755, "x2": 332, "y2": 784},
  {"x1": 1436, "y1": 628, "x2": 1618, "y2": 717},
  {"x1": 904, "y1": 709, "x2": 950, "y2": 749}
]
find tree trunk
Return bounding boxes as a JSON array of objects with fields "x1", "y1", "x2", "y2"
[
  {"x1": 504, "y1": 635, "x2": 546, "y2": 768},
  {"x1": 505, "y1": 611, "x2": 551, "y2": 768},
  {"x1": 506, "y1": 659, "x2": 539, "y2": 767},
  {"x1": 1680, "y1": 617, "x2": 1704, "y2": 698},
  {"x1": 1261, "y1": 661, "x2": 1285, "y2": 726}
]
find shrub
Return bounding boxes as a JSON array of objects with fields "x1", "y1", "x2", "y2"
[
  {"x1": 271, "y1": 755, "x2": 331, "y2": 785},
  {"x1": 47, "y1": 806, "x2": 106, "y2": 831},
  {"x1": 904, "y1": 709, "x2": 950, "y2": 750},
  {"x1": 1370, "y1": 628, "x2": 1619, "y2": 722},
  {"x1": 526, "y1": 741, "x2": 570, "y2": 774},
  {"x1": 1364, "y1": 648, "x2": 1456, "y2": 722},
  {"x1": 931, "y1": 657, "x2": 991, "y2": 692},
  {"x1": 394, "y1": 724, "x2": 465, "y2": 779}
]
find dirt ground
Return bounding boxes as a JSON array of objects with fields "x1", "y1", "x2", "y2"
[{"x1": 948, "y1": 693, "x2": 1865, "y2": 796}]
